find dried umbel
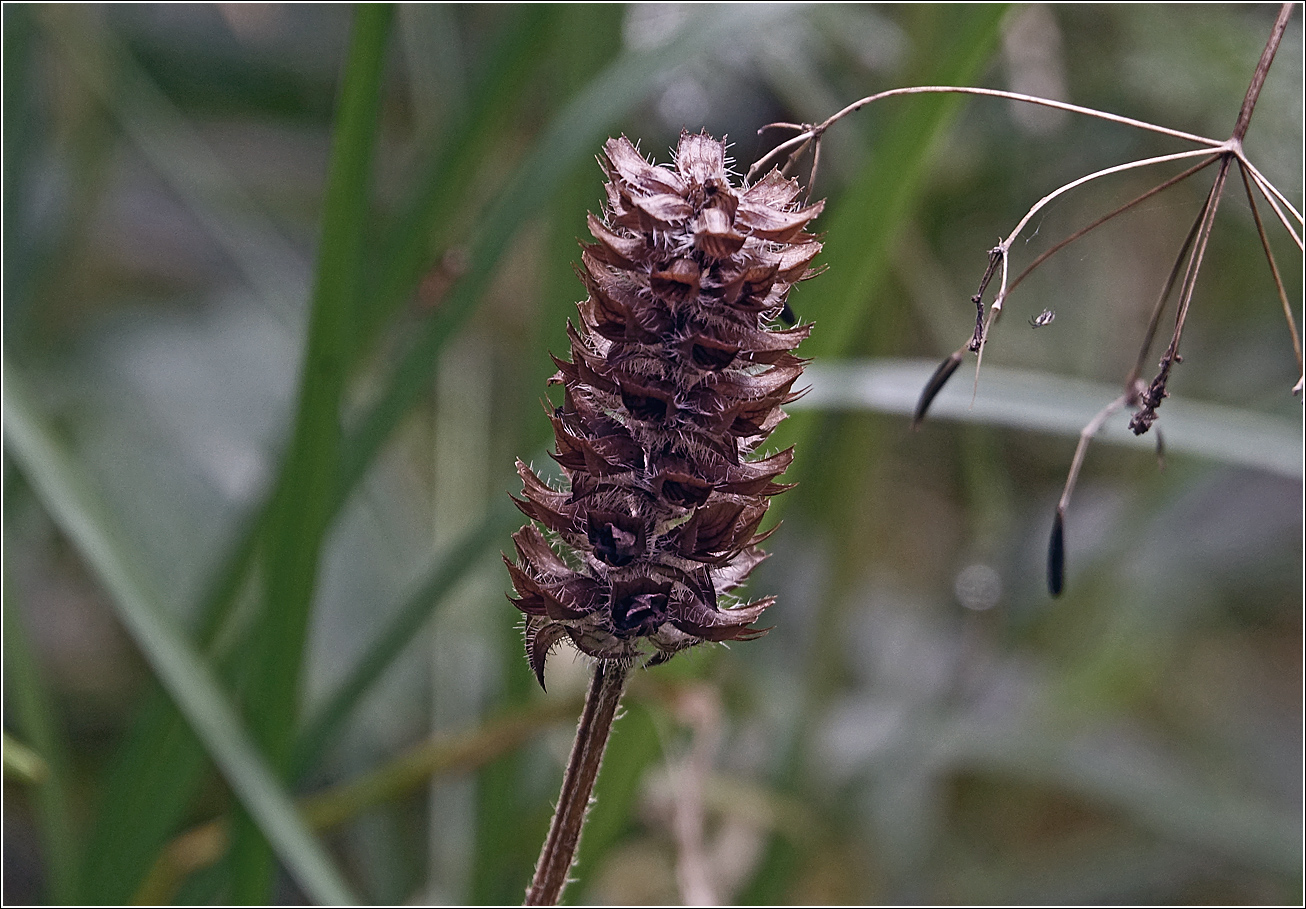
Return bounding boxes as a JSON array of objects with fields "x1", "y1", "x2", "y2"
[{"x1": 506, "y1": 131, "x2": 823, "y2": 687}]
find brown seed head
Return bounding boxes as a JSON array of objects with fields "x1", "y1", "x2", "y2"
[{"x1": 506, "y1": 131, "x2": 823, "y2": 688}]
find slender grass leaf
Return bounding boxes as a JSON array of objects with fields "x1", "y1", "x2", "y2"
[
  {"x1": 228, "y1": 6, "x2": 393, "y2": 900},
  {"x1": 81, "y1": 11, "x2": 557, "y2": 890},
  {"x1": 38, "y1": 6, "x2": 306, "y2": 316},
  {"x1": 2, "y1": 731, "x2": 49, "y2": 784},
  {"x1": 3, "y1": 585, "x2": 79, "y2": 902},
  {"x1": 766, "y1": 3, "x2": 1011, "y2": 496},
  {"x1": 798, "y1": 358, "x2": 1303, "y2": 478},
  {"x1": 793, "y1": 5, "x2": 1012, "y2": 363},
  {"x1": 3, "y1": 362, "x2": 358, "y2": 906},
  {"x1": 355, "y1": 4, "x2": 559, "y2": 363},
  {"x1": 290, "y1": 499, "x2": 519, "y2": 778}
]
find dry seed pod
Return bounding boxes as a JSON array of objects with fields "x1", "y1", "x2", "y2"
[{"x1": 505, "y1": 132, "x2": 824, "y2": 688}]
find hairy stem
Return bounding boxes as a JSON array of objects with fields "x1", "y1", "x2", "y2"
[{"x1": 526, "y1": 660, "x2": 632, "y2": 905}]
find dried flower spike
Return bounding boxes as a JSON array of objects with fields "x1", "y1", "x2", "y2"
[{"x1": 505, "y1": 131, "x2": 823, "y2": 688}]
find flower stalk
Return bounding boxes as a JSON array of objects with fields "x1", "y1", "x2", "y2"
[
  {"x1": 506, "y1": 131, "x2": 823, "y2": 902},
  {"x1": 524, "y1": 660, "x2": 630, "y2": 906}
]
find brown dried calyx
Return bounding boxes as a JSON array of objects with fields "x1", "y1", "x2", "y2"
[{"x1": 505, "y1": 131, "x2": 824, "y2": 688}]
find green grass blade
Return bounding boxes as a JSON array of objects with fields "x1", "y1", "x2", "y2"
[
  {"x1": 3, "y1": 581, "x2": 80, "y2": 902},
  {"x1": 354, "y1": 3, "x2": 559, "y2": 364},
  {"x1": 38, "y1": 5, "x2": 305, "y2": 313},
  {"x1": 77, "y1": 12, "x2": 551, "y2": 891},
  {"x1": 2, "y1": 730, "x2": 49, "y2": 784},
  {"x1": 290, "y1": 499, "x2": 519, "y2": 778},
  {"x1": 797, "y1": 358, "x2": 1303, "y2": 478},
  {"x1": 82, "y1": 687, "x2": 217, "y2": 902},
  {"x1": 2, "y1": 362, "x2": 358, "y2": 906},
  {"x1": 227, "y1": 5, "x2": 394, "y2": 900}
]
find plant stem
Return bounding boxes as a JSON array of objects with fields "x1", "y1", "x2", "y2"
[
  {"x1": 1231, "y1": 3, "x2": 1294, "y2": 143},
  {"x1": 525, "y1": 660, "x2": 632, "y2": 905}
]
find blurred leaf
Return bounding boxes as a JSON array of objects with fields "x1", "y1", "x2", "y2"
[
  {"x1": 798, "y1": 358, "x2": 1303, "y2": 478},
  {"x1": 355, "y1": 3, "x2": 559, "y2": 363},
  {"x1": 40, "y1": 5, "x2": 307, "y2": 313},
  {"x1": 228, "y1": 5, "x2": 393, "y2": 900},
  {"x1": 935, "y1": 715, "x2": 1303, "y2": 875},
  {"x1": 138, "y1": 697, "x2": 583, "y2": 904},
  {"x1": 794, "y1": 5, "x2": 1013, "y2": 363},
  {"x1": 290, "y1": 498, "x2": 519, "y2": 778},
  {"x1": 3, "y1": 589, "x2": 78, "y2": 902},
  {"x1": 2, "y1": 730, "x2": 50, "y2": 785},
  {"x1": 73, "y1": 7, "x2": 555, "y2": 897},
  {"x1": 2, "y1": 361, "x2": 357, "y2": 906}
]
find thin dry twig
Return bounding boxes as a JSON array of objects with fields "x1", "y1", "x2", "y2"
[
  {"x1": 1129, "y1": 157, "x2": 1232, "y2": 434},
  {"x1": 1048, "y1": 393, "x2": 1132, "y2": 595},
  {"x1": 819, "y1": 5, "x2": 1300, "y2": 597},
  {"x1": 750, "y1": 84, "x2": 1224, "y2": 185},
  {"x1": 1241, "y1": 158, "x2": 1305, "y2": 247},
  {"x1": 1127, "y1": 193, "x2": 1212, "y2": 389},
  {"x1": 1006, "y1": 155, "x2": 1222, "y2": 302},
  {"x1": 1240, "y1": 162, "x2": 1305, "y2": 386}
]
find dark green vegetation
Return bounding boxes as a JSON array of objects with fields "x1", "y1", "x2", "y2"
[{"x1": 4, "y1": 5, "x2": 1300, "y2": 904}]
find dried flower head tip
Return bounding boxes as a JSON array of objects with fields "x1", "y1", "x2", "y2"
[{"x1": 505, "y1": 131, "x2": 824, "y2": 688}]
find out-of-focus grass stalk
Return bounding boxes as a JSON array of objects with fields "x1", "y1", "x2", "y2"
[
  {"x1": 797, "y1": 359, "x2": 1303, "y2": 479},
  {"x1": 2, "y1": 362, "x2": 358, "y2": 905},
  {"x1": 137, "y1": 698, "x2": 583, "y2": 904},
  {"x1": 226, "y1": 5, "x2": 393, "y2": 901},
  {"x1": 3, "y1": 583, "x2": 80, "y2": 902}
]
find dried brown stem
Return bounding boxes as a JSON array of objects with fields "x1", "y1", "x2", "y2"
[
  {"x1": 968, "y1": 248, "x2": 1004, "y2": 351},
  {"x1": 1129, "y1": 159, "x2": 1231, "y2": 434},
  {"x1": 1058, "y1": 396, "x2": 1130, "y2": 518},
  {"x1": 750, "y1": 84, "x2": 1224, "y2": 184},
  {"x1": 1241, "y1": 158, "x2": 1305, "y2": 246},
  {"x1": 1128, "y1": 189, "x2": 1212, "y2": 389},
  {"x1": 1231, "y1": 3, "x2": 1294, "y2": 143},
  {"x1": 1007, "y1": 155, "x2": 1221, "y2": 301},
  {"x1": 1047, "y1": 393, "x2": 1130, "y2": 596},
  {"x1": 525, "y1": 660, "x2": 632, "y2": 906},
  {"x1": 1047, "y1": 5, "x2": 1299, "y2": 593},
  {"x1": 1240, "y1": 161, "x2": 1304, "y2": 385},
  {"x1": 971, "y1": 147, "x2": 1228, "y2": 378}
]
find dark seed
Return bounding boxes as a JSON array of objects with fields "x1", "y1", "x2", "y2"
[
  {"x1": 1048, "y1": 509, "x2": 1065, "y2": 597},
  {"x1": 612, "y1": 591, "x2": 667, "y2": 637},
  {"x1": 913, "y1": 351, "x2": 964, "y2": 428}
]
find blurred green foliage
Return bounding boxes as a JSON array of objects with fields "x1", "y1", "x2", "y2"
[{"x1": 3, "y1": 4, "x2": 1301, "y2": 905}]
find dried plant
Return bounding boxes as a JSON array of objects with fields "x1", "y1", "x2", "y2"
[
  {"x1": 506, "y1": 132, "x2": 822, "y2": 904},
  {"x1": 756, "y1": 2, "x2": 1302, "y2": 598}
]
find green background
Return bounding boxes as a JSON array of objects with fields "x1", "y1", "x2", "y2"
[{"x1": 4, "y1": 4, "x2": 1301, "y2": 904}]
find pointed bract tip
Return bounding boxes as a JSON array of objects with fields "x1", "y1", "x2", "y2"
[
  {"x1": 913, "y1": 351, "x2": 964, "y2": 429},
  {"x1": 1048, "y1": 509, "x2": 1065, "y2": 597}
]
